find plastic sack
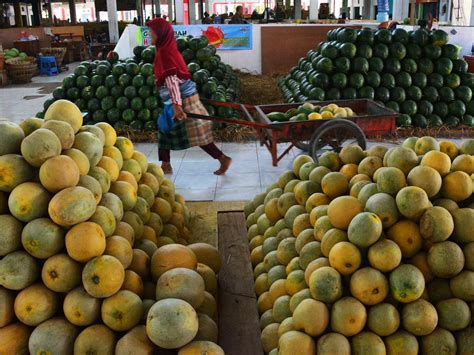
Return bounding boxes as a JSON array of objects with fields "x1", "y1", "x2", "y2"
[{"x1": 157, "y1": 102, "x2": 175, "y2": 133}]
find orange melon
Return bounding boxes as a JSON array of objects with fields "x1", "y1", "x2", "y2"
[
  {"x1": 82, "y1": 255, "x2": 125, "y2": 298},
  {"x1": 129, "y1": 249, "x2": 150, "y2": 280},
  {"x1": 78, "y1": 175, "x2": 102, "y2": 204},
  {"x1": 73, "y1": 131, "x2": 103, "y2": 167},
  {"x1": 367, "y1": 302, "x2": 400, "y2": 336},
  {"x1": 101, "y1": 290, "x2": 143, "y2": 331},
  {"x1": 156, "y1": 267, "x2": 205, "y2": 308},
  {"x1": 8, "y1": 182, "x2": 51, "y2": 222},
  {"x1": 28, "y1": 317, "x2": 80, "y2": 355},
  {"x1": 89, "y1": 205, "x2": 116, "y2": 237},
  {"x1": 44, "y1": 99, "x2": 83, "y2": 132},
  {"x1": 349, "y1": 267, "x2": 389, "y2": 305},
  {"x1": 441, "y1": 171, "x2": 472, "y2": 202},
  {"x1": 63, "y1": 148, "x2": 90, "y2": 176},
  {"x1": 14, "y1": 283, "x2": 58, "y2": 326},
  {"x1": 0, "y1": 250, "x2": 39, "y2": 290},
  {"x1": 110, "y1": 181, "x2": 138, "y2": 211},
  {"x1": 41, "y1": 254, "x2": 82, "y2": 293},
  {"x1": 327, "y1": 196, "x2": 363, "y2": 230},
  {"x1": 100, "y1": 192, "x2": 125, "y2": 223},
  {"x1": 95, "y1": 122, "x2": 117, "y2": 146},
  {"x1": 20, "y1": 128, "x2": 61, "y2": 167},
  {"x1": 0, "y1": 121, "x2": 24, "y2": 155},
  {"x1": 48, "y1": 186, "x2": 97, "y2": 227},
  {"x1": 63, "y1": 286, "x2": 101, "y2": 326},
  {"x1": 0, "y1": 154, "x2": 34, "y2": 193},
  {"x1": 103, "y1": 145, "x2": 124, "y2": 170},
  {"x1": 97, "y1": 156, "x2": 120, "y2": 182},
  {"x1": 19, "y1": 117, "x2": 43, "y2": 136},
  {"x1": 121, "y1": 270, "x2": 144, "y2": 297},
  {"x1": 65, "y1": 221, "x2": 106, "y2": 263},
  {"x1": 330, "y1": 297, "x2": 367, "y2": 337},
  {"x1": 42, "y1": 119, "x2": 75, "y2": 150},
  {"x1": 0, "y1": 323, "x2": 32, "y2": 354},
  {"x1": 150, "y1": 244, "x2": 198, "y2": 280},
  {"x1": 178, "y1": 341, "x2": 224, "y2": 355},
  {"x1": 21, "y1": 217, "x2": 65, "y2": 259},
  {"x1": 88, "y1": 166, "x2": 111, "y2": 193},
  {"x1": 115, "y1": 325, "x2": 154, "y2": 355},
  {"x1": 73, "y1": 324, "x2": 116, "y2": 355},
  {"x1": 279, "y1": 330, "x2": 316, "y2": 355},
  {"x1": 317, "y1": 332, "x2": 350, "y2": 355}
]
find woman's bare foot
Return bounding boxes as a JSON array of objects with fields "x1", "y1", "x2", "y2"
[
  {"x1": 161, "y1": 162, "x2": 173, "y2": 174},
  {"x1": 214, "y1": 155, "x2": 232, "y2": 175}
]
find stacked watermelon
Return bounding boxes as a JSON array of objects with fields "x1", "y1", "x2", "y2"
[
  {"x1": 134, "y1": 35, "x2": 241, "y2": 122},
  {"x1": 279, "y1": 27, "x2": 474, "y2": 128},
  {"x1": 38, "y1": 35, "x2": 240, "y2": 131},
  {"x1": 39, "y1": 53, "x2": 161, "y2": 132}
]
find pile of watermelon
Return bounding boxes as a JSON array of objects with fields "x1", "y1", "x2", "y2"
[
  {"x1": 38, "y1": 35, "x2": 240, "y2": 131},
  {"x1": 279, "y1": 27, "x2": 474, "y2": 128}
]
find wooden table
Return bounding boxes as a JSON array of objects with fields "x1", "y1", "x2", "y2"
[{"x1": 13, "y1": 40, "x2": 40, "y2": 56}]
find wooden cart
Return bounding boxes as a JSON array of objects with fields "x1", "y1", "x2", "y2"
[{"x1": 187, "y1": 99, "x2": 399, "y2": 166}]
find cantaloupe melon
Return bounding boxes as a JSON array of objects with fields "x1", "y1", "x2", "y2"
[
  {"x1": 110, "y1": 181, "x2": 138, "y2": 211},
  {"x1": 0, "y1": 215, "x2": 23, "y2": 257},
  {"x1": 327, "y1": 196, "x2": 363, "y2": 230},
  {"x1": 150, "y1": 244, "x2": 197, "y2": 280},
  {"x1": 14, "y1": 283, "x2": 58, "y2": 326},
  {"x1": 48, "y1": 186, "x2": 97, "y2": 227},
  {"x1": 0, "y1": 121, "x2": 24, "y2": 155},
  {"x1": 101, "y1": 290, "x2": 143, "y2": 331},
  {"x1": 42, "y1": 119, "x2": 75, "y2": 150},
  {"x1": 121, "y1": 269, "x2": 145, "y2": 297},
  {"x1": 73, "y1": 324, "x2": 116, "y2": 355},
  {"x1": 293, "y1": 298, "x2": 329, "y2": 336},
  {"x1": 156, "y1": 267, "x2": 205, "y2": 308},
  {"x1": 389, "y1": 264, "x2": 425, "y2": 303},
  {"x1": 146, "y1": 298, "x2": 199, "y2": 349},
  {"x1": 427, "y1": 241, "x2": 464, "y2": 278},
  {"x1": 349, "y1": 267, "x2": 389, "y2": 305},
  {"x1": 63, "y1": 148, "x2": 90, "y2": 176},
  {"x1": 73, "y1": 131, "x2": 103, "y2": 167},
  {"x1": 82, "y1": 255, "x2": 125, "y2": 298},
  {"x1": 328, "y1": 241, "x2": 361, "y2": 275},
  {"x1": 21, "y1": 217, "x2": 64, "y2": 259},
  {"x1": 115, "y1": 325, "x2": 154, "y2": 355},
  {"x1": 330, "y1": 297, "x2": 367, "y2": 337},
  {"x1": 0, "y1": 154, "x2": 34, "y2": 193},
  {"x1": 396, "y1": 186, "x2": 432, "y2": 221},
  {"x1": 0, "y1": 322, "x2": 32, "y2": 354},
  {"x1": 278, "y1": 330, "x2": 316, "y2": 355},
  {"x1": 321, "y1": 172, "x2": 349, "y2": 198},
  {"x1": 95, "y1": 122, "x2": 117, "y2": 146},
  {"x1": 441, "y1": 171, "x2": 472, "y2": 202},
  {"x1": 63, "y1": 286, "x2": 101, "y2": 326},
  {"x1": 28, "y1": 317, "x2": 80, "y2": 355},
  {"x1": 8, "y1": 182, "x2": 51, "y2": 222},
  {"x1": 0, "y1": 250, "x2": 39, "y2": 290},
  {"x1": 402, "y1": 299, "x2": 438, "y2": 336},
  {"x1": 65, "y1": 221, "x2": 105, "y2": 263},
  {"x1": 19, "y1": 117, "x2": 43, "y2": 136},
  {"x1": 39, "y1": 155, "x2": 80, "y2": 193},
  {"x1": 407, "y1": 165, "x2": 442, "y2": 198},
  {"x1": 368, "y1": 239, "x2": 402, "y2": 272},
  {"x1": 376, "y1": 167, "x2": 407, "y2": 195},
  {"x1": 309, "y1": 266, "x2": 342, "y2": 303},
  {"x1": 179, "y1": 341, "x2": 224, "y2": 355},
  {"x1": 115, "y1": 137, "x2": 134, "y2": 160},
  {"x1": 421, "y1": 328, "x2": 457, "y2": 355},
  {"x1": 260, "y1": 323, "x2": 279, "y2": 353},
  {"x1": 21, "y1": 128, "x2": 62, "y2": 167},
  {"x1": 367, "y1": 302, "x2": 400, "y2": 336},
  {"x1": 79, "y1": 125, "x2": 105, "y2": 146},
  {"x1": 419, "y1": 206, "x2": 454, "y2": 243},
  {"x1": 317, "y1": 332, "x2": 350, "y2": 355},
  {"x1": 44, "y1": 99, "x2": 83, "y2": 133}
]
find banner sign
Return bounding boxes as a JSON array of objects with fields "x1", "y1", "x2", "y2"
[{"x1": 138, "y1": 24, "x2": 252, "y2": 50}]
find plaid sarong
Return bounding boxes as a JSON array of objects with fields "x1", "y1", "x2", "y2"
[{"x1": 157, "y1": 94, "x2": 214, "y2": 150}]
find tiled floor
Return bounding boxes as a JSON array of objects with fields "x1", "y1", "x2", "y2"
[{"x1": 0, "y1": 65, "x2": 468, "y2": 201}]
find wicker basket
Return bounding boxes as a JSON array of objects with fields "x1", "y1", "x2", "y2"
[
  {"x1": 6, "y1": 57, "x2": 37, "y2": 84},
  {"x1": 40, "y1": 47, "x2": 67, "y2": 67}
]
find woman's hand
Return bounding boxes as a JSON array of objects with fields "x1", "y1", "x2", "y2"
[{"x1": 173, "y1": 104, "x2": 187, "y2": 120}]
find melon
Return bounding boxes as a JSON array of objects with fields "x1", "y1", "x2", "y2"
[
  {"x1": 387, "y1": 219, "x2": 423, "y2": 258},
  {"x1": 376, "y1": 167, "x2": 407, "y2": 195},
  {"x1": 314, "y1": 215, "x2": 333, "y2": 241},
  {"x1": 0, "y1": 154, "x2": 34, "y2": 192},
  {"x1": 140, "y1": 172, "x2": 160, "y2": 195},
  {"x1": 151, "y1": 244, "x2": 197, "y2": 280},
  {"x1": 367, "y1": 144, "x2": 388, "y2": 159},
  {"x1": 151, "y1": 197, "x2": 173, "y2": 223},
  {"x1": 73, "y1": 324, "x2": 116, "y2": 355},
  {"x1": 368, "y1": 239, "x2": 402, "y2": 272},
  {"x1": 44, "y1": 99, "x2": 83, "y2": 133},
  {"x1": 65, "y1": 221, "x2": 105, "y2": 263},
  {"x1": 261, "y1": 323, "x2": 279, "y2": 353},
  {"x1": 330, "y1": 297, "x2": 367, "y2": 337},
  {"x1": 197, "y1": 292, "x2": 217, "y2": 319},
  {"x1": 132, "y1": 150, "x2": 148, "y2": 174},
  {"x1": 103, "y1": 145, "x2": 124, "y2": 170},
  {"x1": 104, "y1": 236, "x2": 133, "y2": 269},
  {"x1": 349, "y1": 267, "x2": 389, "y2": 305},
  {"x1": 97, "y1": 156, "x2": 120, "y2": 182},
  {"x1": 339, "y1": 163, "x2": 359, "y2": 180},
  {"x1": 452, "y1": 208, "x2": 474, "y2": 243},
  {"x1": 439, "y1": 140, "x2": 459, "y2": 159},
  {"x1": 0, "y1": 214, "x2": 23, "y2": 257},
  {"x1": 451, "y1": 154, "x2": 474, "y2": 174},
  {"x1": 129, "y1": 249, "x2": 150, "y2": 280},
  {"x1": 436, "y1": 298, "x2": 471, "y2": 331},
  {"x1": 138, "y1": 184, "x2": 155, "y2": 207},
  {"x1": 308, "y1": 266, "x2": 343, "y2": 303},
  {"x1": 421, "y1": 328, "x2": 457, "y2": 355},
  {"x1": 82, "y1": 255, "x2": 125, "y2": 298},
  {"x1": 63, "y1": 286, "x2": 101, "y2": 326},
  {"x1": 309, "y1": 166, "x2": 331, "y2": 185},
  {"x1": 122, "y1": 158, "x2": 143, "y2": 182},
  {"x1": 351, "y1": 331, "x2": 386, "y2": 355},
  {"x1": 421, "y1": 150, "x2": 451, "y2": 176},
  {"x1": 77, "y1": 175, "x2": 102, "y2": 204},
  {"x1": 402, "y1": 299, "x2": 438, "y2": 336},
  {"x1": 347, "y1": 212, "x2": 382, "y2": 247},
  {"x1": 427, "y1": 241, "x2": 464, "y2": 278},
  {"x1": 389, "y1": 264, "x2": 425, "y2": 303},
  {"x1": 115, "y1": 325, "x2": 155, "y2": 355},
  {"x1": 14, "y1": 283, "x2": 58, "y2": 326},
  {"x1": 396, "y1": 186, "x2": 432, "y2": 220},
  {"x1": 100, "y1": 192, "x2": 124, "y2": 223},
  {"x1": 450, "y1": 270, "x2": 474, "y2": 302},
  {"x1": 441, "y1": 171, "x2": 472, "y2": 202},
  {"x1": 0, "y1": 121, "x2": 24, "y2": 155},
  {"x1": 367, "y1": 302, "x2": 400, "y2": 336},
  {"x1": 293, "y1": 298, "x2": 329, "y2": 336},
  {"x1": 41, "y1": 254, "x2": 81, "y2": 292},
  {"x1": 110, "y1": 181, "x2": 138, "y2": 211},
  {"x1": 317, "y1": 332, "x2": 350, "y2": 355},
  {"x1": 21, "y1": 217, "x2": 64, "y2": 259},
  {"x1": 278, "y1": 330, "x2": 316, "y2": 355},
  {"x1": 386, "y1": 146, "x2": 418, "y2": 175},
  {"x1": 327, "y1": 196, "x2": 363, "y2": 230},
  {"x1": 19, "y1": 117, "x2": 43, "y2": 136},
  {"x1": 8, "y1": 182, "x2": 51, "y2": 222},
  {"x1": 79, "y1": 125, "x2": 105, "y2": 146},
  {"x1": 28, "y1": 317, "x2": 79, "y2": 355},
  {"x1": 357, "y1": 183, "x2": 378, "y2": 206},
  {"x1": 328, "y1": 241, "x2": 361, "y2": 275},
  {"x1": 292, "y1": 155, "x2": 314, "y2": 177},
  {"x1": 101, "y1": 290, "x2": 143, "y2": 331},
  {"x1": 0, "y1": 287, "x2": 15, "y2": 327},
  {"x1": 48, "y1": 186, "x2": 96, "y2": 227},
  {"x1": 289, "y1": 288, "x2": 312, "y2": 313},
  {"x1": 115, "y1": 137, "x2": 134, "y2": 160},
  {"x1": 321, "y1": 172, "x2": 349, "y2": 198},
  {"x1": 95, "y1": 122, "x2": 117, "y2": 146},
  {"x1": 179, "y1": 341, "x2": 224, "y2": 355},
  {"x1": 123, "y1": 211, "x2": 144, "y2": 239},
  {"x1": 42, "y1": 119, "x2": 75, "y2": 150},
  {"x1": 407, "y1": 165, "x2": 442, "y2": 198},
  {"x1": 0, "y1": 323, "x2": 32, "y2": 354},
  {"x1": 156, "y1": 268, "x2": 205, "y2": 308},
  {"x1": 415, "y1": 136, "x2": 440, "y2": 155},
  {"x1": 419, "y1": 206, "x2": 454, "y2": 242},
  {"x1": 339, "y1": 145, "x2": 365, "y2": 164},
  {"x1": 385, "y1": 331, "x2": 419, "y2": 355},
  {"x1": 321, "y1": 228, "x2": 347, "y2": 257},
  {"x1": 304, "y1": 257, "x2": 330, "y2": 284},
  {"x1": 73, "y1": 132, "x2": 103, "y2": 167},
  {"x1": 88, "y1": 166, "x2": 111, "y2": 193},
  {"x1": 39, "y1": 155, "x2": 80, "y2": 193},
  {"x1": 299, "y1": 162, "x2": 318, "y2": 180},
  {"x1": 21, "y1": 128, "x2": 61, "y2": 167},
  {"x1": 121, "y1": 269, "x2": 145, "y2": 297},
  {"x1": 146, "y1": 298, "x2": 199, "y2": 349},
  {"x1": 63, "y1": 148, "x2": 90, "y2": 175},
  {"x1": 0, "y1": 251, "x2": 39, "y2": 290}
]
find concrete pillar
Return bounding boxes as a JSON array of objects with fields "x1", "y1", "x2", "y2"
[
  {"x1": 46, "y1": 1, "x2": 53, "y2": 20},
  {"x1": 175, "y1": 0, "x2": 185, "y2": 23},
  {"x1": 198, "y1": 0, "x2": 203, "y2": 19},
  {"x1": 188, "y1": 0, "x2": 196, "y2": 23},
  {"x1": 350, "y1": 0, "x2": 355, "y2": 19},
  {"x1": 136, "y1": 0, "x2": 143, "y2": 24},
  {"x1": 31, "y1": 0, "x2": 41, "y2": 25},
  {"x1": 106, "y1": 0, "x2": 119, "y2": 43},
  {"x1": 369, "y1": 0, "x2": 375, "y2": 19},
  {"x1": 309, "y1": 0, "x2": 319, "y2": 20},
  {"x1": 14, "y1": 2, "x2": 23, "y2": 26},
  {"x1": 168, "y1": 0, "x2": 174, "y2": 19},
  {"x1": 362, "y1": 0, "x2": 371, "y2": 18},
  {"x1": 286, "y1": 0, "x2": 291, "y2": 14},
  {"x1": 205, "y1": 0, "x2": 211, "y2": 14},
  {"x1": 295, "y1": 0, "x2": 301, "y2": 19},
  {"x1": 68, "y1": 0, "x2": 76, "y2": 23}
]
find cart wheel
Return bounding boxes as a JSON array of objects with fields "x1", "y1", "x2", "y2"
[
  {"x1": 309, "y1": 119, "x2": 367, "y2": 161},
  {"x1": 294, "y1": 140, "x2": 310, "y2": 152}
]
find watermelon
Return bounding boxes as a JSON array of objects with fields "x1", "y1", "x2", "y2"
[
  {"x1": 352, "y1": 57, "x2": 369, "y2": 74},
  {"x1": 122, "y1": 109, "x2": 135, "y2": 123},
  {"x1": 455, "y1": 86, "x2": 473, "y2": 103},
  {"x1": 418, "y1": 58, "x2": 434, "y2": 75},
  {"x1": 401, "y1": 58, "x2": 417, "y2": 74},
  {"x1": 356, "y1": 44, "x2": 373, "y2": 59},
  {"x1": 452, "y1": 59, "x2": 468, "y2": 74},
  {"x1": 110, "y1": 86, "x2": 124, "y2": 98},
  {"x1": 375, "y1": 87, "x2": 390, "y2": 102},
  {"x1": 87, "y1": 98, "x2": 100, "y2": 112},
  {"x1": 349, "y1": 73, "x2": 364, "y2": 88},
  {"x1": 375, "y1": 29, "x2": 392, "y2": 44},
  {"x1": 417, "y1": 100, "x2": 434, "y2": 116},
  {"x1": 396, "y1": 72, "x2": 412, "y2": 88},
  {"x1": 359, "y1": 86, "x2": 375, "y2": 99},
  {"x1": 316, "y1": 58, "x2": 334, "y2": 74},
  {"x1": 386, "y1": 101, "x2": 400, "y2": 112},
  {"x1": 76, "y1": 75, "x2": 89, "y2": 89},
  {"x1": 326, "y1": 88, "x2": 341, "y2": 100},
  {"x1": 334, "y1": 57, "x2": 351, "y2": 73},
  {"x1": 342, "y1": 87, "x2": 358, "y2": 100},
  {"x1": 435, "y1": 58, "x2": 453, "y2": 75},
  {"x1": 141, "y1": 47, "x2": 155, "y2": 63},
  {"x1": 62, "y1": 75, "x2": 76, "y2": 89},
  {"x1": 397, "y1": 113, "x2": 412, "y2": 127},
  {"x1": 423, "y1": 86, "x2": 439, "y2": 102},
  {"x1": 389, "y1": 42, "x2": 407, "y2": 60},
  {"x1": 412, "y1": 72, "x2": 427, "y2": 88},
  {"x1": 445, "y1": 116, "x2": 460, "y2": 127},
  {"x1": 406, "y1": 86, "x2": 422, "y2": 101},
  {"x1": 357, "y1": 28, "x2": 375, "y2": 45},
  {"x1": 413, "y1": 114, "x2": 428, "y2": 128},
  {"x1": 311, "y1": 73, "x2": 330, "y2": 88},
  {"x1": 381, "y1": 73, "x2": 396, "y2": 89},
  {"x1": 369, "y1": 57, "x2": 384, "y2": 73},
  {"x1": 144, "y1": 96, "x2": 159, "y2": 110},
  {"x1": 339, "y1": 43, "x2": 357, "y2": 58},
  {"x1": 390, "y1": 87, "x2": 406, "y2": 103},
  {"x1": 445, "y1": 73, "x2": 461, "y2": 89},
  {"x1": 462, "y1": 114, "x2": 474, "y2": 126},
  {"x1": 373, "y1": 43, "x2": 389, "y2": 59},
  {"x1": 448, "y1": 100, "x2": 466, "y2": 117},
  {"x1": 439, "y1": 86, "x2": 455, "y2": 102},
  {"x1": 308, "y1": 87, "x2": 325, "y2": 100},
  {"x1": 467, "y1": 101, "x2": 474, "y2": 115},
  {"x1": 423, "y1": 44, "x2": 442, "y2": 60},
  {"x1": 337, "y1": 28, "x2": 358, "y2": 43},
  {"x1": 430, "y1": 30, "x2": 449, "y2": 46},
  {"x1": 366, "y1": 71, "x2": 381, "y2": 88},
  {"x1": 321, "y1": 44, "x2": 339, "y2": 59},
  {"x1": 116, "y1": 97, "x2": 129, "y2": 110},
  {"x1": 428, "y1": 114, "x2": 443, "y2": 127},
  {"x1": 81, "y1": 86, "x2": 95, "y2": 101},
  {"x1": 428, "y1": 73, "x2": 444, "y2": 88},
  {"x1": 442, "y1": 44, "x2": 460, "y2": 60},
  {"x1": 331, "y1": 73, "x2": 348, "y2": 89},
  {"x1": 176, "y1": 37, "x2": 189, "y2": 51},
  {"x1": 66, "y1": 87, "x2": 80, "y2": 100},
  {"x1": 406, "y1": 44, "x2": 422, "y2": 59},
  {"x1": 392, "y1": 28, "x2": 409, "y2": 44},
  {"x1": 385, "y1": 58, "x2": 401, "y2": 74},
  {"x1": 106, "y1": 108, "x2": 120, "y2": 123},
  {"x1": 462, "y1": 73, "x2": 474, "y2": 88},
  {"x1": 129, "y1": 120, "x2": 144, "y2": 130},
  {"x1": 105, "y1": 75, "x2": 117, "y2": 88},
  {"x1": 434, "y1": 102, "x2": 449, "y2": 118},
  {"x1": 410, "y1": 29, "x2": 430, "y2": 46}
]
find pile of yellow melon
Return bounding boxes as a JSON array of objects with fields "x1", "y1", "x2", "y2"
[
  {"x1": 0, "y1": 100, "x2": 223, "y2": 354},
  {"x1": 245, "y1": 137, "x2": 473, "y2": 354}
]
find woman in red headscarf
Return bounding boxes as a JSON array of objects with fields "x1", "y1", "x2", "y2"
[{"x1": 147, "y1": 18, "x2": 232, "y2": 175}]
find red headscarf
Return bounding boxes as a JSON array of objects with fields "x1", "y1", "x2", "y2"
[{"x1": 147, "y1": 18, "x2": 191, "y2": 87}]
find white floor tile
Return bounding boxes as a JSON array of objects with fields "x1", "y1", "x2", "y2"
[
  {"x1": 176, "y1": 188, "x2": 216, "y2": 201},
  {"x1": 215, "y1": 187, "x2": 264, "y2": 201},
  {"x1": 216, "y1": 172, "x2": 261, "y2": 189},
  {"x1": 175, "y1": 173, "x2": 217, "y2": 189},
  {"x1": 178, "y1": 160, "x2": 220, "y2": 175}
]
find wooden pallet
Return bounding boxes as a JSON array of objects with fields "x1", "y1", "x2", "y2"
[{"x1": 217, "y1": 211, "x2": 263, "y2": 355}]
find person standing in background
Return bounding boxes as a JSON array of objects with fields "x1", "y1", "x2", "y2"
[
  {"x1": 147, "y1": 18, "x2": 232, "y2": 175},
  {"x1": 230, "y1": 6, "x2": 247, "y2": 24}
]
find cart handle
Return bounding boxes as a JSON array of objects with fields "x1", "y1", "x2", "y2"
[{"x1": 185, "y1": 103, "x2": 272, "y2": 129}]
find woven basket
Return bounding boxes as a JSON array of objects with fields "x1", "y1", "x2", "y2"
[
  {"x1": 41, "y1": 47, "x2": 67, "y2": 67},
  {"x1": 6, "y1": 57, "x2": 37, "y2": 84}
]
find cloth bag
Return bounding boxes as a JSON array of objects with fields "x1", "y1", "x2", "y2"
[{"x1": 157, "y1": 102, "x2": 175, "y2": 133}]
